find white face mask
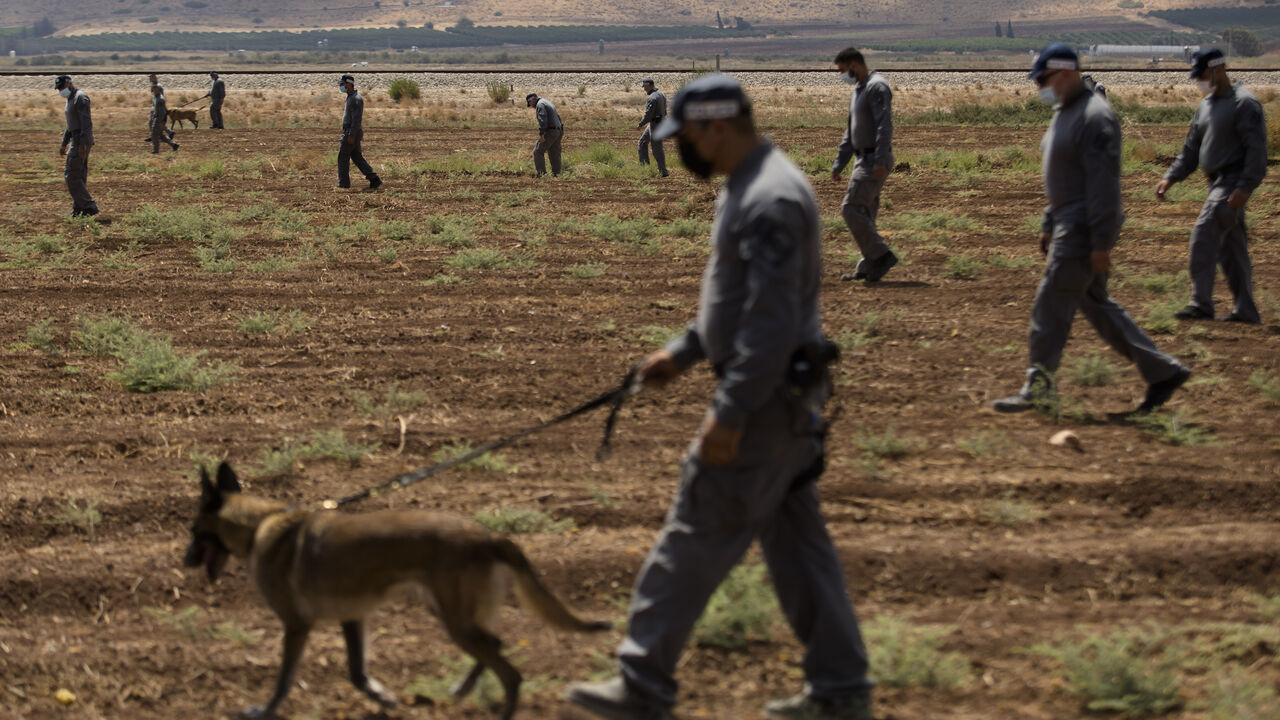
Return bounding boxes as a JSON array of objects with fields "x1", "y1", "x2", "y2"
[
  {"x1": 1195, "y1": 79, "x2": 1214, "y2": 95},
  {"x1": 839, "y1": 72, "x2": 858, "y2": 85},
  {"x1": 59, "y1": 88, "x2": 72, "y2": 98},
  {"x1": 1038, "y1": 86, "x2": 1059, "y2": 105}
]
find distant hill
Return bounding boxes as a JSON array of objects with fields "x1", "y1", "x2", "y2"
[{"x1": 0, "y1": 0, "x2": 1261, "y2": 36}]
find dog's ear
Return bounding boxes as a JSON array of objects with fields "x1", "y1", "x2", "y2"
[
  {"x1": 216, "y1": 461, "x2": 242, "y2": 495},
  {"x1": 199, "y1": 466, "x2": 224, "y2": 513}
]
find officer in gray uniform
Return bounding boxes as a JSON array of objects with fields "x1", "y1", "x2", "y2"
[
  {"x1": 831, "y1": 47, "x2": 898, "y2": 283},
  {"x1": 56, "y1": 75, "x2": 98, "y2": 218},
  {"x1": 204, "y1": 71, "x2": 226, "y2": 129},
  {"x1": 526, "y1": 92, "x2": 563, "y2": 177},
  {"x1": 636, "y1": 78, "x2": 668, "y2": 177},
  {"x1": 337, "y1": 74, "x2": 382, "y2": 190},
  {"x1": 994, "y1": 45, "x2": 1190, "y2": 415},
  {"x1": 566, "y1": 74, "x2": 874, "y2": 720},
  {"x1": 1156, "y1": 48, "x2": 1267, "y2": 324},
  {"x1": 149, "y1": 83, "x2": 180, "y2": 154}
]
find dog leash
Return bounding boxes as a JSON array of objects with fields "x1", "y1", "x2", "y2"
[{"x1": 320, "y1": 366, "x2": 642, "y2": 510}]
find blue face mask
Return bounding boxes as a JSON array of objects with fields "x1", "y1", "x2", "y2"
[
  {"x1": 59, "y1": 88, "x2": 72, "y2": 98},
  {"x1": 1038, "y1": 86, "x2": 1059, "y2": 105},
  {"x1": 839, "y1": 72, "x2": 858, "y2": 85}
]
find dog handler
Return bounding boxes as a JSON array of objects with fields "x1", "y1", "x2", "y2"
[
  {"x1": 336, "y1": 74, "x2": 381, "y2": 190},
  {"x1": 205, "y1": 71, "x2": 226, "y2": 129},
  {"x1": 149, "y1": 83, "x2": 180, "y2": 154},
  {"x1": 566, "y1": 74, "x2": 875, "y2": 720},
  {"x1": 56, "y1": 75, "x2": 98, "y2": 218}
]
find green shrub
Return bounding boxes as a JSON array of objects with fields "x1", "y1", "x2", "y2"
[
  {"x1": 694, "y1": 564, "x2": 779, "y2": 650},
  {"x1": 855, "y1": 427, "x2": 915, "y2": 459},
  {"x1": 76, "y1": 314, "x2": 237, "y2": 393},
  {"x1": 473, "y1": 507, "x2": 573, "y2": 534},
  {"x1": 388, "y1": 77, "x2": 421, "y2": 102},
  {"x1": 1135, "y1": 411, "x2": 1217, "y2": 446},
  {"x1": 26, "y1": 318, "x2": 58, "y2": 354},
  {"x1": 432, "y1": 441, "x2": 511, "y2": 471},
  {"x1": 865, "y1": 615, "x2": 970, "y2": 689},
  {"x1": 486, "y1": 80, "x2": 511, "y2": 103},
  {"x1": 944, "y1": 254, "x2": 982, "y2": 279},
  {"x1": 1247, "y1": 371, "x2": 1280, "y2": 403},
  {"x1": 1070, "y1": 353, "x2": 1120, "y2": 387},
  {"x1": 1030, "y1": 630, "x2": 1183, "y2": 715}
]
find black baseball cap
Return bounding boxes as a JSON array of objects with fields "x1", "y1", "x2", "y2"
[
  {"x1": 54, "y1": 75, "x2": 71, "y2": 90},
  {"x1": 641, "y1": 77, "x2": 654, "y2": 85},
  {"x1": 209, "y1": 71, "x2": 219, "y2": 77},
  {"x1": 1189, "y1": 48, "x2": 1225, "y2": 78},
  {"x1": 525, "y1": 92, "x2": 538, "y2": 102},
  {"x1": 338, "y1": 74, "x2": 355, "y2": 85},
  {"x1": 1028, "y1": 43, "x2": 1079, "y2": 84},
  {"x1": 653, "y1": 73, "x2": 751, "y2": 141}
]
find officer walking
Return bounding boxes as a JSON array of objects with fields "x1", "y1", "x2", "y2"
[
  {"x1": 636, "y1": 78, "x2": 668, "y2": 177},
  {"x1": 566, "y1": 74, "x2": 874, "y2": 720},
  {"x1": 55, "y1": 75, "x2": 98, "y2": 218},
  {"x1": 149, "y1": 83, "x2": 180, "y2": 154},
  {"x1": 336, "y1": 74, "x2": 382, "y2": 190},
  {"x1": 1156, "y1": 48, "x2": 1267, "y2": 324},
  {"x1": 204, "y1": 71, "x2": 226, "y2": 129},
  {"x1": 831, "y1": 47, "x2": 898, "y2": 283},
  {"x1": 145, "y1": 73, "x2": 172, "y2": 145},
  {"x1": 525, "y1": 92, "x2": 563, "y2": 177},
  {"x1": 994, "y1": 45, "x2": 1190, "y2": 415}
]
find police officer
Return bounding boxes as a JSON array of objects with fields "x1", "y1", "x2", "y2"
[
  {"x1": 831, "y1": 47, "x2": 898, "y2": 283},
  {"x1": 149, "y1": 82, "x2": 180, "y2": 154},
  {"x1": 56, "y1": 75, "x2": 98, "y2": 218},
  {"x1": 1156, "y1": 48, "x2": 1267, "y2": 324},
  {"x1": 204, "y1": 71, "x2": 226, "y2": 129},
  {"x1": 994, "y1": 45, "x2": 1190, "y2": 415},
  {"x1": 566, "y1": 74, "x2": 874, "y2": 720},
  {"x1": 337, "y1": 74, "x2": 382, "y2": 190},
  {"x1": 636, "y1": 78, "x2": 668, "y2": 177},
  {"x1": 526, "y1": 92, "x2": 563, "y2": 177}
]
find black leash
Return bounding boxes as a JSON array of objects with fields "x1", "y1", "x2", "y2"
[{"x1": 320, "y1": 367, "x2": 641, "y2": 510}]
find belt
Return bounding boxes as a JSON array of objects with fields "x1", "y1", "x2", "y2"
[{"x1": 856, "y1": 146, "x2": 876, "y2": 157}]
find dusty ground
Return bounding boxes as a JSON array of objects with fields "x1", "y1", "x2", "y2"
[{"x1": 0, "y1": 102, "x2": 1278, "y2": 720}]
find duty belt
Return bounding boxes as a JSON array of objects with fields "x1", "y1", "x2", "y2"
[{"x1": 855, "y1": 146, "x2": 876, "y2": 157}]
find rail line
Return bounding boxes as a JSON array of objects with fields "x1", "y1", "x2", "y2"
[{"x1": 4, "y1": 67, "x2": 1280, "y2": 76}]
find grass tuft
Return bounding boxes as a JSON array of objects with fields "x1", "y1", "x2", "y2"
[
  {"x1": 473, "y1": 507, "x2": 573, "y2": 534},
  {"x1": 865, "y1": 615, "x2": 971, "y2": 689},
  {"x1": 693, "y1": 563, "x2": 780, "y2": 650},
  {"x1": 1029, "y1": 630, "x2": 1183, "y2": 716}
]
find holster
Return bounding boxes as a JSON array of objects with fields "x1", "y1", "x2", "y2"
[{"x1": 788, "y1": 337, "x2": 841, "y2": 390}]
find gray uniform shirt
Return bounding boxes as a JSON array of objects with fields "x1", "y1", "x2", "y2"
[
  {"x1": 342, "y1": 90, "x2": 364, "y2": 139},
  {"x1": 833, "y1": 71, "x2": 893, "y2": 172},
  {"x1": 62, "y1": 89, "x2": 93, "y2": 147},
  {"x1": 1040, "y1": 86, "x2": 1124, "y2": 255},
  {"x1": 210, "y1": 78, "x2": 226, "y2": 100},
  {"x1": 640, "y1": 90, "x2": 667, "y2": 127},
  {"x1": 535, "y1": 98, "x2": 562, "y2": 132},
  {"x1": 1164, "y1": 84, "x2": 1268, "y2": 192},
  {"x1": 152, "y1": 90, "x2": 167, "y2": 123},
  {"x1": 666, "y1": 141, "x2": 824, "y2": 428}
]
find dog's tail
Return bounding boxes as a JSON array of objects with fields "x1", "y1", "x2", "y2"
[{"x1": 494, "y1": 539, "x2": 612, "y2": 633}]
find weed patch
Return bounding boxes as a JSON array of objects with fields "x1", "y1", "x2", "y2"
[
  {"x1": 694, "y1": 564, "x2": 779, "y2": 650},
  {"x1": 473, "y1": 507, "x2": 573, "y2": 534},
  {"x1": 865, "y1": 615, "x2": 970, "y2": 689}
]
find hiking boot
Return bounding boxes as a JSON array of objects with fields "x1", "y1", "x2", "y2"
[
  {"x1": 993, "y1": 370, "x2": 1054, "y2": 414},
  {"x1": 864, "y1": 250, "x2": 898, "y2": 283},
  {"x1": 765, "y1": 692, "x2": 873, "y2": 720},
  {"x1": 1173, "y1": 304, "x2": 1213, "y2": 320},
  {"x1": 1220, "y1": 312, "x2": 1261, "y2": 324},
  {"x1": 565, "y1": 677, "x2": 671, "y2": 720},
  {"x1": 172, "y1": 143, "x2": 179, "y2": 152},
  {"x1": 1134, "y1": 366, "x2": 1191, "y2": 415},
  {"x1": 368, "y1": 176, "x2": 382, "y2": 190}
]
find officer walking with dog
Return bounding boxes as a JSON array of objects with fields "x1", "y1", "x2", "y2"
[
  {"x1": 55, "y1": 75, "x2": 98, "y2": 218},
  {"x1": 337, "y1": 74, "x2": 381, "y2": 190},
  {"x1": 832, "y1": 47, "x2": 899, "y2": 283},
  {"x1": 149, "y1": 82, "x2": 180, "y2": 154},
  {"x1": 636, "y1": 78, "x2": 668, "y2": 177},
  {"x1": 993, "y1": 45, "x2": 1190, "y2": 415},
  {"x1": 204, "y1": 71, "x2": 226, "y2": 129},
  {"x1": 566, "y1": 74, "x2": 875, "y2": 720},
  {"x1": 526, "y1": 92, "x2": 563, "y2": 177},
  {"x1": 1156, "y1": 48, "x2": 1267, "y2": 324}
]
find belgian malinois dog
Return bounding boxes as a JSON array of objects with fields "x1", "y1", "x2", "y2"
[{"x1": 183, "y1": 462, "x2": 610, "y2": 719}]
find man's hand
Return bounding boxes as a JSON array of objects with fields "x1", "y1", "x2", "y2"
[
  {"x1": 1228, "y1": 188, "x2": 1250, "y2": 210},
  {"x1": 77, "y1": 145, "x2": 87, "y2": 159},
  {"x1": 830, "y1": 169, "x2": 842, "y2": 182},
  {"x1": 698, "y1": 414, "x2": 743, "y2": 466},
  {"x1": 345, "y1": 136, "x2": 354, "y2": 145},
  {"x1": 1090, "y1": 249, "x2": 1112, "y2": 275},
  {"x1": 637, "y1": 349, "x2": 682, "y2": 390},
  {"x1": 539, "y1": 133, "x2": 546, "y2": 144},
  {"x1": 59, "y1": 145, "x2": 67, "y2": 157},
  {"x1": 872, "y1": 164, "x2": 888, "y2": 181},
  {"x1": 1039, "y1": 232, "x2": 1051, "y2": 255},
  {"x1": 1155, "y1": 179, "x2": 1172, "y2": 201}
]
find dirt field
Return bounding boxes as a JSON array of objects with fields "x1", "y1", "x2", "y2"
[{"x1": 1, "y1": 97, "x2": 1278, "y2": 720}]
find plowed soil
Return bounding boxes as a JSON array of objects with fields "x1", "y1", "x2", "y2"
[{"x1": 1, "y1": 120, "x2": 1278, "y2": 720}]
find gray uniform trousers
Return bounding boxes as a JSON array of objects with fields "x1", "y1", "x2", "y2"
[
  {"x1": 1029, "y1": 238, "x2": 1183, "y2": 384},
  {"x1": 1187, "y1": 176, "x2": 1260, "y2": 322},
  {"x1": 638, "y1": 126, "x2": 666, "y2": 174},
  {"x1": 210, "y1": 99, "x2": 224, "y2": 129},
  {"x1": 151, "y1": 114, "x2": 177, "y2": 152},
  {"x1": 840, "y1": 154, "x2": 893, "y2": 273},
  {"x1": 64, "y1": 143, "x2": 97, "y2": 215},
  {"x1": 618, "y1": 385, "x2": 872, "y2": 709},
  {"x1": 337, "y1": 133, "x2": 377, "y2": 187},
  {"x1": 534, "y1": 127, "x2": 563, "y2": 176}
]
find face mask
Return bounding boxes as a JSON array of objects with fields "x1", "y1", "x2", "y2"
[
  {"x1": 839, "y1": 72, "x2": 858, "y2": 85},
  {"x1": 1038, "y1": 86, "x2": 1059, "y2": 105},
  {"x1": 677, "y1": 137, "x2": 714, "y2": 180},
  {"x1": 59, "y1": 88, "x2": 71, "y2": 98},
  {"x1": 1196, "y1": 79, "x2": 1213, "y2": 95}
]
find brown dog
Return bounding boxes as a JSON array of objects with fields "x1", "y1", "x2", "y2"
[
  {"x1": 183, "y1": 462, "x2": 610, "y2": 719},
  {"x1": 167, "y1": 108, "x2": 199, "y2": 129}
]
